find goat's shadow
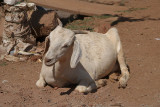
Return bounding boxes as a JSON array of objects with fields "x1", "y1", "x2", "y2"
[
  {"x1": 59, "y1": 85, "x2": 97, "y2": 95},
  {"x1": 46, "y1": 84, "x2": 76, "y2": 95},
  {"x1": 60, "y1": 85, "x2": 76, "y2": 95}
]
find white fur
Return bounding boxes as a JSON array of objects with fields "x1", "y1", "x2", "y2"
[{"x1": 36, "y1": 26, "x2": 129, "y2": 93}]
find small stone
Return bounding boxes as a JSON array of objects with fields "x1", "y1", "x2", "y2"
[
  {"x1": 48, "y1": 100, "x2": 51, "y2": 103},
  {"x1": 54, "y1": 87, "x2": 59, "y2": 90},
  {"x1": 155, "y1": 38, "x2": 160, "y2": 40},
  {"x1": 2, "y1": 80, "x2": 8, "y2": 84}
]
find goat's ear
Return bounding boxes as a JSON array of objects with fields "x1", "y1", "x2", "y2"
[
  {"x1": 43, "y1": 36, "x2": 50, "y2": 56},
  {"x1": 57, "y1": 18, "x2": 63, "y2": 27},
  {"x1": 70, "y1": 39, "x2": 82, "y2": 68}
]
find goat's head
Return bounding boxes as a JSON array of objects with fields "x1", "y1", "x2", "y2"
[{"x1": 44, "y1": 25, "x2": 85, "y2": 68}]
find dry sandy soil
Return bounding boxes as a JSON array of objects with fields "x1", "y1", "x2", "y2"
[{"x1": 0, "y1": 0, "x2": 160, "y2": 106}]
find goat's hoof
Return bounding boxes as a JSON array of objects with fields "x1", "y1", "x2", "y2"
[
  {"x1": 75, "y1": 85, "x2": 88, "y2": 93},
  {"x1": 36, "y1": 80, "x2": 46, "y2": 88},
  {"x1": 119, "y1": 77, "x2": 127, "y2": 88}
]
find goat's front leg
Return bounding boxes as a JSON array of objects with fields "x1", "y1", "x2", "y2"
[
  {"x1": 75, "y1": 79, "x2": 98, "y2": 93},
  {"x1": 75, "y1": 79, "x2": 106, "y2": 93},
  {"x1": 36, "y1": 73, "x2": 46, "y2": 87},
  {"x1": 75, "y1": 80, "x2": 88, "y2": 93},
  {"x1": 86, "y1": 79, "x2": 107, "y2": 92},
  {"x1": 117, "y1": 47, "x2": 130, "y2": 88}
]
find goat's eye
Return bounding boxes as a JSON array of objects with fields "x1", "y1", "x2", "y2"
[{"x1": 62, "y1": 45, "x2": 69, "y2": 48}]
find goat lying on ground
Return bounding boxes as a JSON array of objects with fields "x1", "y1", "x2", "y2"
[{"x1": 36, "y1": 25, "x2": 129, "y2": 93}]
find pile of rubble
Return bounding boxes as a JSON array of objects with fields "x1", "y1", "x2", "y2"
[{"x1": 0, "y1": 0, "x2": 60, "y2": 62}]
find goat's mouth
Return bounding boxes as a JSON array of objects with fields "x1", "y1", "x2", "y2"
[{"x1": 45, "y1": 58, "x2": 57, "y2": 66}]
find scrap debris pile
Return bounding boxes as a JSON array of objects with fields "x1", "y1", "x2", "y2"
[{"x1": 0, "y1": 0, "x2": 59, "y2": 62}]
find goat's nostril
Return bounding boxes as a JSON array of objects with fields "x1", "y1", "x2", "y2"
[{"x1": 45, "y1": 58, "x2": 52, "y2": 63}]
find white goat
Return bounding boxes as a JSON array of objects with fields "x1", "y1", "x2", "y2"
[{"x1": 36, "y1": 25, "x2": 129, "y2": 93}]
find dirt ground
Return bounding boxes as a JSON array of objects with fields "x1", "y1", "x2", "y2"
[{"x1": 0, "y1": 0, "x2": 160, "y2": 106}]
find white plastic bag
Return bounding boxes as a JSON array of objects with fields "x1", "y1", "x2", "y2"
[
  {"x1": 4, "y1": 0, "x2": 16, "y2": 5},
  {"x1": 4, "y1": 0, "x2": 23, "y2": 5}
]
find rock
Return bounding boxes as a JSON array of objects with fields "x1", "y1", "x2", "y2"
[
  {"x1": 0, "y1": 45, "x2": 7, "y2": 56},
  {"x1": 4, "y1": 55, "x2": 20, "y2": 62},
  {"x1": 39, "y1": 12, "x2": 59, "y2": 36},
  {"x1": 56, "y1": 10, "x2": 78, "y2": 25},
  {"x1": 155, "y1": 38, "x2": 160, "y2": 40},
  {"x1": 30, "y1": 8, "x2": 59, "y2": 37},
  {"x1": 56, "y1": 10, "x2": 78, "y2": 20},
  {"x1": 4, "y1": 54, "x2": 30, "y2": 62},
  {"x1": 19, "y1": 57, "x2": 28, "y2": 61},
  {"x1": 2, "y1": 3, "x2": 36, "y2": 45},
  {"x1": 2, "y1": 80, "x2": 8, "y2": 84}
]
